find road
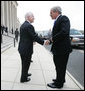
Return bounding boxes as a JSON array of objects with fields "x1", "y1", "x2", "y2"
[
  {"x1": 44, "y1": 45, "x2": 84, "y2": 87},
  {"x1": 67, "y1": 49, "x2": 84, "y2": 87}
]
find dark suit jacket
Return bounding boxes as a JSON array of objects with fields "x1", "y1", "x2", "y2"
[
  {"x1": 18, "y1": 21, "x2": 44, "y2": 56},
  {"x1": 51, "y1": 15, "x2": 72, "y2": 55}
]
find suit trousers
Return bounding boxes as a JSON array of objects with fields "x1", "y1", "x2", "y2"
[
  {"x1": 20, "y1": 54, "x2": 32, "y2": 81},
  {"x1": 53, "y1": 53, "x2": 69, "y2": 84}
]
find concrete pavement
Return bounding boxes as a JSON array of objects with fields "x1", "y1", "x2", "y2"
[{"x1": 1, "y1": 43, "x2": 84, "y2": 90}]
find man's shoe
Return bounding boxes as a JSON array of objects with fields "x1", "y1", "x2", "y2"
[
  {"x1": 52, "y1": 79, "x2": 65, "y2": 83},
  {"x1": 52, "y1": 79, "x2": 57, "y2": 82},
  {"x1": 20, "y1": 78, "x2": 31, "y2": 83},
  {"x1": 47, "y1": 82, "x2": 63, "y2": 89},
  {"x1": 47, "y1": 83, "x2": 57, "y2": 88},
  {"x1": 27, "y1": 73, "x2": 32, "y2": 77},
  {"x1": 31, "y1": 60, "x2": 33, "y2": 62}
]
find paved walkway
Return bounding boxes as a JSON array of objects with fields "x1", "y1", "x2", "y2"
[{"x1": 1, "y1": 43, "x2": 84, "y2": 90}]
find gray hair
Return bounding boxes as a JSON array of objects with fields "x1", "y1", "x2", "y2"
[
  {"x1": 25, "y1": 12, "x2": 33, "y2": 20},
  {"x1": 51, "y1": 6, "x2": 62, "y2": 14}
]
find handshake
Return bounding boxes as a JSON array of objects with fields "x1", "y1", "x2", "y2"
[{"x1": 44, "y1": 40, "x2": 50, "y2": 45}]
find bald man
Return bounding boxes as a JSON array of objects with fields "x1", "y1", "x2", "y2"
[{"x1": 18, "y1": 12, "x2": 49, "y2": 83}]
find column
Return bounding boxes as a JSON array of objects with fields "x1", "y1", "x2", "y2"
[
  {"x1": 11, "y1": 2, "x2": 14, "y2": 30},
  {"x1": 4, "y1": 1, "x2": 7, "y2": 26},
  {"x1": 6, "y1": 1, "x2": 9, "y2": 34},
  {"x1": 10, "y1": 1, "x2": 12, "y2": 31},
  {"x1": 1, "y1": 1, "x2": 5, "y2": 25},
  {"x1": 13, "y1": 6, "x2": 16, "y2": 30},
  {"x1": 14, "y1": 7, "x2": 17, "y2": 30},
  {"x1": 8, "y1": 1, "x2": 11, "y2": 32}
]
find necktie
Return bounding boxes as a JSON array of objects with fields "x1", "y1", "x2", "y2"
[{"x1": 54, "y1": 20, "x2": 56, "y2": 26}]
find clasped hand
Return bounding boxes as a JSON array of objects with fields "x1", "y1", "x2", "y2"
[{"x1": 44, "y1": 40, "x2": 50, "y2": 45}]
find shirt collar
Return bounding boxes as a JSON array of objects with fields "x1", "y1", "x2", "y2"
[
  {"x1": 55, "y1": 14, "x2": 61, "y2": 21},
  {"x1": 26, "y1": 20, "x2": 31, "y2": 24}
]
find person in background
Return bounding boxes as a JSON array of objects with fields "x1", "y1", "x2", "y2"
[
  {"x1": 5, "y1": 27, "x2": 8, "y2": 35},
  {"x1": 15, "y1": 28, "x2": 19, "y2": 42},
  {"x1": 11, "y1": 28, "x2": 13, "y2": 34},
  {"x1": 1, "y1": 25, "x2": 3, "y2": 43}
]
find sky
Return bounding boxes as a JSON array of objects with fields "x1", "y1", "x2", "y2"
[{"x1": 17, "y1": 1, "x2": 84, "y2": 31}]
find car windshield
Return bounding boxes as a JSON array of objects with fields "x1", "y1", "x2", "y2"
[{"x1": 70, "y1": 29, "x2": 82, "y2": 35}]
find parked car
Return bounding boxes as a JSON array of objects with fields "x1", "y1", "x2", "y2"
[{"x1": 70, "y1": 29, "x2": 84, "y2": 48}]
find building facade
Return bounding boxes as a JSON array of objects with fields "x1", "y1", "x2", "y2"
[
  {"x1": 17, "y1": 18, "x2": 21, "y2": 31},
  {"x1": 1, "y1": 1, "x2": 20, "y2": 33}
]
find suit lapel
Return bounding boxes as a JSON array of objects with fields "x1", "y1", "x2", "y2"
[
  {"x1": 54, "y1": 15, "x2": 62, "y2": 26},
  {"x1": 52, "y1": 15, "x2": 62, "y2": 36}
]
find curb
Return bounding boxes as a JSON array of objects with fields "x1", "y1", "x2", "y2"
[{"x1": 66, "y1": 71, "x2": 84, "y2": 90}]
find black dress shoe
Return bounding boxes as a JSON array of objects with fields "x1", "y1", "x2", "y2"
[
  {"x1": 52, "y1": 79, "x2": 57, "y2": 82},
  {"x1": 47, "y1": 82, "x2": 63, "y2": 89},
  {"x1": 27, "y1": 73, "x2": 32, "y2": 77},
  {"x1": 20, "y1": 78, "x2": 31, "y2": 83},
  {"x1": 52, "y1": 79, "x2": 65, "y2": 83},
  {"x1": 31, "y1": 60, "x2": 33, "y2": 62}
]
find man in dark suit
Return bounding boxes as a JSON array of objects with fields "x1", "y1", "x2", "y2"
[
  {"x1": 15, "y1": 28, "x2": 19, "y2": 42},
  {"x1": 18, "y1": 12, "x2": 49, "y2": 83},
  {"x1": 47, "y1": 6, "x2": 72, "y2": 88}
]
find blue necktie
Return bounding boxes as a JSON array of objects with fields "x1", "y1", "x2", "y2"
[{"x1": 54, "y1": 20, "x2": 56, "y2": 26}]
